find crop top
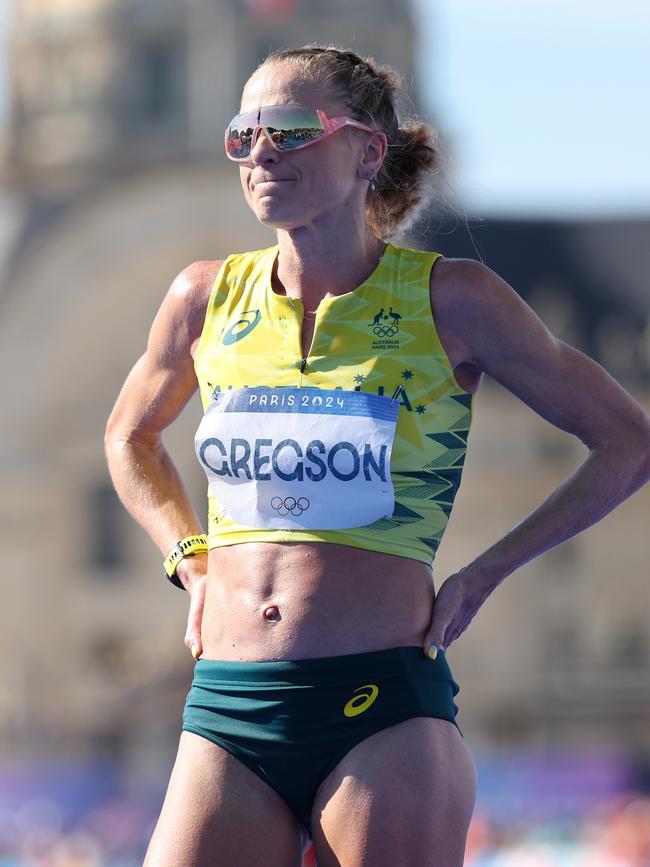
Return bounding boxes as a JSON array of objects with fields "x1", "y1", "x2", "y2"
[{"x1": 192, "y1": 241, "x2": 474, "y2": 565}]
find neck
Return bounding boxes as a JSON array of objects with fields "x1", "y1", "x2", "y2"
[{"x1": 272, "y1": 224, "x2": 386, "y2": 309}]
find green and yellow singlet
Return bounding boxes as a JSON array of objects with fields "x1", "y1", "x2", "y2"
[{"x1": 193, "y1": 242, "x2": 474, "y2": 565}]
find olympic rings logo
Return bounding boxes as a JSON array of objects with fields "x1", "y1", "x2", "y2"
[
  {"x1": 372, "y1": 324, "x2": 398, "y2": 337},
  {"x1": 270, "y1": 496, "x2": 310, "y2": 517}
]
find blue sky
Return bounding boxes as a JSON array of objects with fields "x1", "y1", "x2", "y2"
[
  {"x1": 411, "y1": 0, "x2": 650, "y2": 217},
  {"x1": 1, "y1": 1, "x2": 649, "y2": 218}
]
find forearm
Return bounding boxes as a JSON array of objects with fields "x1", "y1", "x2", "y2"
[
  {"x1": 470, "y1": 441, "x2": 650, "y2": 584},
  {"x1": 105, "y1": 435, "x2": 205, "y2": 557}
]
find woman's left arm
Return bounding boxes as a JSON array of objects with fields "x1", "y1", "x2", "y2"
[{"x1": 424, "y1": 259, "x2": 650, "y2": 657}]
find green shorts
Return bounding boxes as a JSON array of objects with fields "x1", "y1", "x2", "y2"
[{"x1": 182, "y1": 645, "x2": 461, "y2": 837}]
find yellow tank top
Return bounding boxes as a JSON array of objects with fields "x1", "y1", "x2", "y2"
[{"x1": 193, "y1": 242, "x2": 474, "y2": 565}]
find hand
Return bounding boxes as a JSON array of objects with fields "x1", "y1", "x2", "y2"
[
  {"x1": 176, "y1": 553, "x2": 207, "y2": 660},
  {"x1": 422, "y1": 565, "x2": 501, "y2": 658}
]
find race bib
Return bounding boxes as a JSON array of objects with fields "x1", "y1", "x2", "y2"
[{"x1": 194, "y1": 386, "x2": 399, "y2": 529}]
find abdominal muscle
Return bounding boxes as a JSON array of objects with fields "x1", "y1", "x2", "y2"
[{"x1": 199, "y1": 541, "x2": 436, "y2": 661}]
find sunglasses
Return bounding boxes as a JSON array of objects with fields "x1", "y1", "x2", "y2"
[{"x1": 224, "y1": 104, "x2": 378, "y2": 162}]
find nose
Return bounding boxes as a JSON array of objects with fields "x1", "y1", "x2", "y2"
[{"x1": 249, "y1": 126, "x2": 279, "y2": 165}]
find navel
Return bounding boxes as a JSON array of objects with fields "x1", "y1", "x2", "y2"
[{"x1": 262, "y1": 605, "x2": 281, "y2": 621}]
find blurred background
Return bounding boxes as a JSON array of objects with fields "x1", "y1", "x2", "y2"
[{"x1": 1, "y1": 0, "x2": 649, "y2": 864}]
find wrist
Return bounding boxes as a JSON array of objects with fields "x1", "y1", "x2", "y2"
[
  {"x1": 163, "y1": 534, "x2": 208, "y2": 589},
  {"x1": 458, "y1": 555, "x2": 507, "y2": 592},
  {"x1": 175, "y1": 551, "x2": 207, "y2": 589}
]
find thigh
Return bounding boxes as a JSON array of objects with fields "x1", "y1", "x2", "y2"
[
  {"x1": 143, "y1": 731, "x2": 305, "y2": 867},
  {"x1": 310, "y1": 717, "x2": 477, "y2": 867}
]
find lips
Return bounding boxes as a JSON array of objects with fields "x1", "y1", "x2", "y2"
[{"x1": 253, "y1": 179, "x2": 293, "y2": 197}]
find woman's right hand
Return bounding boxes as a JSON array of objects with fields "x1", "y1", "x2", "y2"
[
  {"x1": 104, "y1": 260, "x2": 224, "y2": 664},
  {"x1": 177, "y1": 552, "x2": 208, "y2": 660}
]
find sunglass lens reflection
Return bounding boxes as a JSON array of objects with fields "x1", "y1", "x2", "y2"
[
  {"x1": 227, "y1": 127, "x2": 254, "y2": 158},
  {"x1": 227, "y1": 108, "x2": 325, "y2": 158}
]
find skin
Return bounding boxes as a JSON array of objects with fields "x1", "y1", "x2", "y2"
[{"x1": 105, "y1": 61, "x2": 650, "y2": 867}]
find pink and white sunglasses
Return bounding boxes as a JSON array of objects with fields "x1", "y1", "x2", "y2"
[{"x1": 225, "y1": 104, "x2": 379, "y2": 162}]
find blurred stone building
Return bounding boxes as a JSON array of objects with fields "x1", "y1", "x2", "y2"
[{"x1": 0, "y1": 0, "x2": 649, "y2": 795}]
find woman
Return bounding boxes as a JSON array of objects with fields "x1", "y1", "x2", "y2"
[{"x1": 105, "y1": 46, "x2": 650, "y2": 867}]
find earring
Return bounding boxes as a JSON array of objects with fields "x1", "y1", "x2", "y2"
[{"x1": 364, "y1": 171, "x2": 377, "y2": 192}]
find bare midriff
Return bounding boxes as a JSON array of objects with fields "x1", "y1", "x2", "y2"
[{"x1": 199, "y1": 541, "x2": 436, "y2": 661}]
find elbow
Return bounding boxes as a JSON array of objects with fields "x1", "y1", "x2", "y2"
[
  {"x1": 626, "y1": 428, "x2": 650, "y2": 487},
  {"x1": 104, "y1": 417, "x2": 161, "y2": 457},
  {"x1": 104, "y1": 416, "x2": 117, "y2": 456},
  {"x1": 104, "y1": 427, "x2": 126, "y2": 466},
  {"x1": 640, "y1": 441, "x2": 650, "y2": 484},
  {"x1": 104, "y1": 412, "x2": 125, "y2": 455},
  {"x1": 597, "y1": 412, "x2": 650, "y2": 481},
  {"x1": 635, "y1": 416, "x2": 650, "y2": 481}
]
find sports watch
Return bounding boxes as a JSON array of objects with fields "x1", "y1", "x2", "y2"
[{"x1": 163, "y1": 534, "x2": 208, "y2": 589}]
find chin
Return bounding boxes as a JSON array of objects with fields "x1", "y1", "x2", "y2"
[{"x1": 253, "y1": 207, "x2": 311, "y2": 231}]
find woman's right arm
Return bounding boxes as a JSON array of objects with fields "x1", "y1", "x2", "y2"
[{"x1": 104, "y1": 259, "x2": 223, "y2": 592}]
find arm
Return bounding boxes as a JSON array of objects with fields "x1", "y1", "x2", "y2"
[
  {"x1": 423, "y1": 259, "x2": 650, "y2": 655},
  {"x1": 104, "y1": 259, "x2": 223, "y2": 589},
  {"x1": 452, "y1": 259, "x2": 650, "y2": 581}
]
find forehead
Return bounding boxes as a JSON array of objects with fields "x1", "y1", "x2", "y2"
[{"x1": 240, "y1": 62, "x2": 346, "y2": 116}]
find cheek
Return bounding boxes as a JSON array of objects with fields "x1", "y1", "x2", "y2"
[
  {"x1": 306, "y1": 154, "x2": 352, "y2": 194},
  {"x1": 239, "y1": 171, "x2": 254, "y2": 204}
]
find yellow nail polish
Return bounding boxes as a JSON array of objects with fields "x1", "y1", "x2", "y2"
[
  {"x1": 427, "y1": 645, "x2": 438, "y2": 660},
  {"x1": 191, "y1": 644, "x2": 198, "y2": 659}
]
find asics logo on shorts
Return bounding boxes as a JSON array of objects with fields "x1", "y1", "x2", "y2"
[{"x1": 343, "y1": 683, "x2": 380, "y2": 717}]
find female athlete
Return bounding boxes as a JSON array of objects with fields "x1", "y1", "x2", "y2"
[{"x1": 104, "y1": 45, "x2": 650, "y2": 867}]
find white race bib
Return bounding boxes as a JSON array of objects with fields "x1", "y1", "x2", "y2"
[{"x1": 194, "y1": 386, "x2": 399, "y2": 529}]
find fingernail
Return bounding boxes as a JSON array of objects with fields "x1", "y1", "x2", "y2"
[
  {"x1": 191, "y1": 644, "x2": 198, "y2": 659},
  {"x1": 427, "y1": 645, "x2": 438, "y2": 660}
]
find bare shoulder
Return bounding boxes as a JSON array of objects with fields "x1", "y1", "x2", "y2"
[
  {"x1": 430, "y1": 256, "x2": 535, "y2": 371},
  {"x1": 431, "y1": 256, "x2": 650, "y2": 449},
  {"x1": 105, "y1": 259, "x2": 227, "y2": 442},
  {"x1": 428, "y1": 257, "x2": 495, "y2": 392},
  {"x1": 165, "y1": 259, "x2": 225, "y2": 356}
]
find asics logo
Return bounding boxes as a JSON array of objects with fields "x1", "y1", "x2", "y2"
[
  {"x1": 271, "y1": 496, "x2": 310, "y2": 517},
  {"x1": 343, "y1": 683, "x2": 380, "y2": 718},
  {"x1": 222, "y1": 309, "x2": 261, "y2": 345}
]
